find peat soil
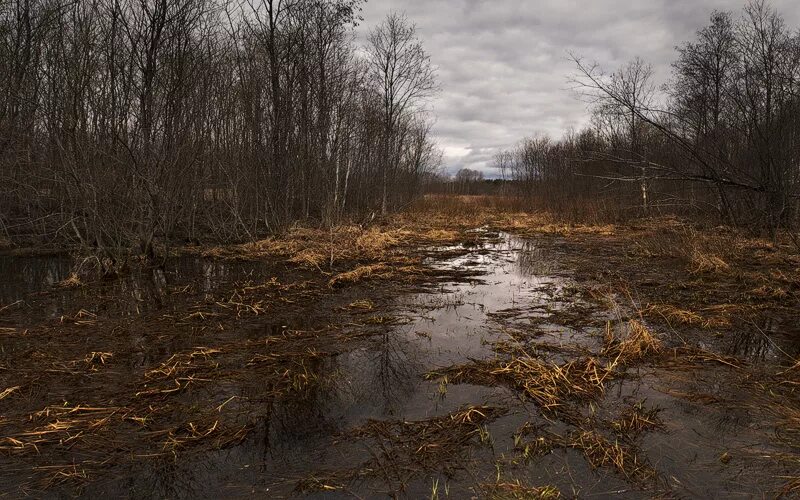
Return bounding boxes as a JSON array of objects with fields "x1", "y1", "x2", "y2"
[{"x1": 0, "y1": 227, "x2": 798, "y2": 498}]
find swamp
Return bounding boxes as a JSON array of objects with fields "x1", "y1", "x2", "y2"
[
  {"x1": 1, "y1": 197, "x2": 799, "y2": 498},
  {"x1": 2, "y1": 0, "x2": 800, "y2": 497}
]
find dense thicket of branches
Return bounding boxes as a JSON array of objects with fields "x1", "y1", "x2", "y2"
[
  {"x1": 0, "y1": 0, "x2": 439, "y2": 259},
  {"x1": 500, "y1": 1, "x2": 800, "y2": 234}
]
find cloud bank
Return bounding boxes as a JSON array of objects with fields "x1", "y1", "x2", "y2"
[{"x1": 356, "y1": 0, "x2": 800, "y2": 177}]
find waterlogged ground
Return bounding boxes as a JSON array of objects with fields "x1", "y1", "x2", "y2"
[{"x1": 0, "y1": 229, "x2": 798, "y2": 498}]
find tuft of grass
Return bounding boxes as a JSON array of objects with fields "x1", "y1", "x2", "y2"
[
  {"x1": 57, "y1": 272, "x2": 85, "y2": 289},
  {"x1": 481, "y1": 480, "x2": 561, "y2": 499},
  {"x1": 603, "y1": 320, "x2": 662, "y2": 367},
  {"x1": 347, "y1": 299, "x2": 375, "y2": 310},
  {"x1": 610, "y1": 403, "x2": 663, "y2": 436},
  {"x1": 566, "y1": 429, "x2": 655, "y2": 482},
  {"x1": 328, "y1": 263, "x2": 393, "y2": 288},
  {"x1": 689, "y1": 249, "x2": 730, "y2": 274},
  {"x1": 428, "y1": 353, "x2": 612, "y2": 415}
]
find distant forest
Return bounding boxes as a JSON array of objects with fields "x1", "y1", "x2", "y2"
[
  {"x1": 0, "y1": 0, "x2": 440, "y2": 258},
  {"x1": 2, "y1": 0, "x2": 799, "y2": 262},
  {"x1": 486, "y1": 1, "x2": 800, "y2": 235}
]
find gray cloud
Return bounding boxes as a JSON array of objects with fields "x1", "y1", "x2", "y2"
[{"x1": 356, "y1": 0, "x2": 800, "y2": 177}]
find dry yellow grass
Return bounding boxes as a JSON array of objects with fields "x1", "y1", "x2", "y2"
[
  {"x1": 429, "y1": 354, "x2": 612, "y2": 414},
  {"x1": 566, "y1": 430, "x2": 654, "y2": 481},
  {"x1": 57, "y1": 273, "x2": 84, "y2": 289},
  {"x1": 603, "y1": 320, "x2": 662, "y2": 367},
  {"x1": 611, "y1": 404, "x2": 663, "y2": 435},
  {"x1": 347, "y1": 299, "x2": 375, "y2": 310},
  {"x1": 642, "y1": 303, "x2": 733, "y2": 329},
  {"x1": 689, "y1": 249, "x2": 731, "y2": 274},
  {"x1": 481, "y1": 481, "x2": 561, "y2": 499},
  {"x1": 0, "y1": 386, "x2": 21, "y2": 401},
  {"x1": 643, "y1": 304, "x2": 704, "y2": 326},
  {"x1": 328, "y1": 263, "x2": 393, "y2": 288}
]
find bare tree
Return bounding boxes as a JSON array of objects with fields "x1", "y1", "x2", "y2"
[{"x1": 366, "y1": 11, "x2": 437, "y2": 214}]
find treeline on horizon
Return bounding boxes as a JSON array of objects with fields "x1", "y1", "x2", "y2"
[
  {"x1": 488, "y1": 0, "x2": 800, "y2": 236},
  {"x1": 0, "y1": 0, "x2": 440, "y2": 260}
]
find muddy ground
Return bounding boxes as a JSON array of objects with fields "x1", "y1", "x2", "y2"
[{"x1": 1, "y1": 199, "x2": 799, "y2": 498}]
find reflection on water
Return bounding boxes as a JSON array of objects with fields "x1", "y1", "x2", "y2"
[
  {"x1": 723, "y1": 316, "x2": 800, "y2": 363},
  {"x1": 3, "y1": 231, "x2": 797, "y2": 498},
  {"x1": 66, "y1": 232, "x2": 555, "y2": 498},
  {"x1": 0, "y1": 254, "x2": 276, "y2": 324},
  {"x1": 0, "y1": 254, "x2": 73, "y2": 304}
]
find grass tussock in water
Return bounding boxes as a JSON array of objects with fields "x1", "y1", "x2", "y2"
[
  {"x1": 428, "y1": 353, "x2": 612, "y2": 415},
  {"x1": 480, "y1": 480, "x2": 561, "y2": 499},
  {"x1": 512, "y1": 424, "x2": 657, "y2": 484},
  {"x1": 602, "y1": 320, "x2": 663, "y2": 367},
  {"x1": 296, "y1": 405, "x2": 507, "y2": 494},
  {"x1": 610, "y1": 403, "x2": 664, "y2": 437}
]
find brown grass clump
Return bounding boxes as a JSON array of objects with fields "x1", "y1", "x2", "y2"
[
  {"x1": 688, "y1": 249, "x2": 731, "y2": 274},
  {"x1": 417, "y1": 229, "x2": 461, "y2": 243},
  {"x1": 161, "y1": 420, "x2": 250, "y2": 452},
  {"x1": 137, "y1": 347, "x2": 222, "y2": 397},
  {"x1": 328, "y1": 263, "x2": 393, "y2": 287},
  {"x1": 0, "y1": 406, "x2": 126, "y2": 453},
  {"x1": 481, "y1": 480, "x2": 561, "y2": 499},
  {"x1": 57, "y1": 272, "x2": 84, "y2": 289},
  {"x1": 299, "y1": 405, "x2": 508, "y2": 490},
  {"x1": 642, "y1": 304, "x2": 703, "y2": 326},
  {"x1": 428, "y1": 354, "x2": 611, "y2": 414},
  {"x1": 603, "y1": 320, "x2": 662, "y2": 366},
  {"x1": 513, "y1": 427, "x2": 655, "y2": 484},
  {"x1": 642, "y1": 303, "x2": 733, "y2": 330},
  {"x1": 354, "y1": 226, "x2": 406, "y2": 255},
  {"x1": 666, "y1": 346, "x2": 744, "y2": 369},
  {"x1": 566, "y1": 429, "x2": 655, "y2": 482},
  {"x1": 347, "y1": 299, "x2": 375, "y2": 310},
  {"x1": 201, "y1": 225, "x2": 411, "y2": 268},
  {"x1": 610, "y1": 404, "x2": 663, "y2": 436},
  {"x1": 0, "y1": 385, "x2": 21, "y2": 401},
  {"x1": 84, "y1": 351, "x2": 113, "y2": 369}
]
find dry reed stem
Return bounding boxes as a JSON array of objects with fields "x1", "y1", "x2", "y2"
[{"x1": 0, "y1": 385, "x2": 21, "y2": 400}]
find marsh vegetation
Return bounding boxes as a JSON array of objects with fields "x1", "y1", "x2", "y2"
[{"x1": 1, "y1": 0, "x2": 800, "y2": 498}]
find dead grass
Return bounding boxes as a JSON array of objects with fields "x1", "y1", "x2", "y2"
[
  {"x1": 0, "y1": 385, "x2": 21, "y2": 401},
  {"x1": 665, "y1": 346, "x2": 745, "y2": 369},
  {"x1": 428, "y1": 353, "x2": 611, "y2": 415},
  {"x1": 610, "y1": 403, "x2": 663, "y2": 436},
  {"x1": 566, "y1": 429, "x2": 655, "y2": 482},
  {"x1": 297, "y1": 406, "x2": 508, "y2": 492},
  {"x1": 642, "y1": 303, "x2": 732, "y2": 329},
  {"x1": 0, "y1": 406, "x2": 127, "y2": 453},
  {"x1": 328, "y1": 263, "x2": 393, "y2": 287},
  {"x1": 347, "y1": 299, "x2": 375, "y2": 310},
  {"x1": 139, "y1": 346, "x2": 222, "y2": 397},
  {"x1": 198, "y1": 221, "x2": 466, "y2": 271},
  {"x1": 480, "y1": 480, "x2": 561, "y2": 499},
  {"x1": 57, "y1": 272, "x2": 84, "y2": 289},
  {"x1": 513, "y1": 426, "x2": 655, "y2": 483},
  {"x1": 602, "y1": 320, "x2": 662, "y2": 367},
  {"x1": 688, "y1": 249, "x2": 731, "y2": 275},
  {"x1": 350, "y1": 405, "x2": 506, "y2": 460}
]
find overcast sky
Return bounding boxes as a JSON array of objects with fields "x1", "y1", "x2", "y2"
[{"x1": 355, "y1": 0, "x2": 799, "y2": 177}]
